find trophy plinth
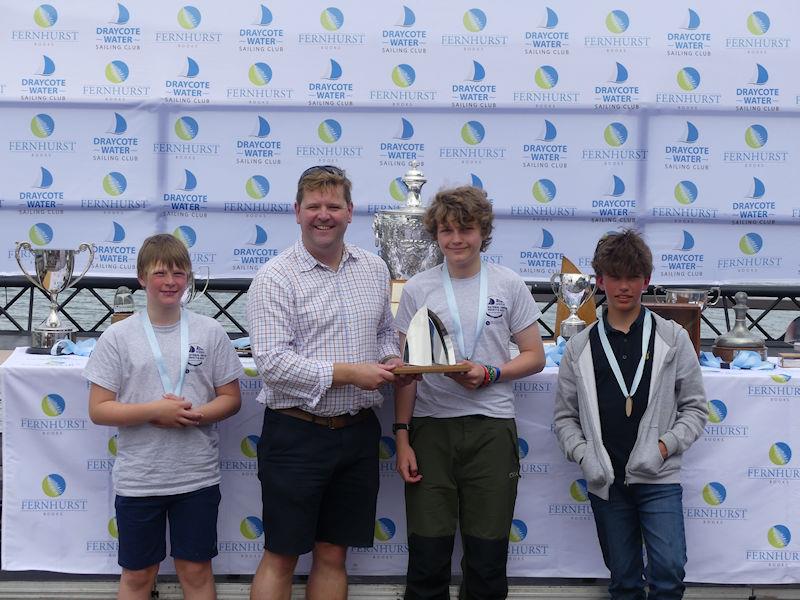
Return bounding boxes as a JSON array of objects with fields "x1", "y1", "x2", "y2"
[
  {"x1": 15, "y1": 242, "x2": 95, "y2": 352},
  {"x1": 551, "y1": 273, "x2": 597, "y2": 339},
  {"x1": 374, "y1": 161, "x2": 443, "y2": 313},
  {"x1": 712, "y1": 291, "x2": 767, "y2": 361}
]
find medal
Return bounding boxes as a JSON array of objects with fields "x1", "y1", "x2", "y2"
[{"x1": 598, "y1": 309, "x2": 652, "y2": 418}]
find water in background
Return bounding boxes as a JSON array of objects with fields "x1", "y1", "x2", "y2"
[{"x1": 1, "y1": 286, "x2": 797, "y2": 344}]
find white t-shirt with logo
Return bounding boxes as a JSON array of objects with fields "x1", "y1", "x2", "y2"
[
  {"x1": 84, "y1": 311, "x2": 244, "y2": 496},
  {"x1": 395, "y1": 263, "x2": 541, "y2": 419}
]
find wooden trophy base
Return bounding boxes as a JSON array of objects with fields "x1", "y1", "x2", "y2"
[{"x1": 394, "y1": 363, "x2": 470, "y2": 375}]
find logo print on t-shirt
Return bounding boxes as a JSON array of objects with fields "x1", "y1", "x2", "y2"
[
  {"x1": 188, "y1": 344, "x2": 207, "y2": 367},
  {"x1": 486, "y1": 297, "x2": 507, "y2": 319}
]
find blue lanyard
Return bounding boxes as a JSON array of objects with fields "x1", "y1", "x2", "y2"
[
  {"x1": 597, "y1": 308, "x2": 652, "y2": 417},
  {"x1": 441, "y1": 261, "x2": 488, "y2": 361},
  {"x1": 142, "y1": 310, "x2": 189, "y2": 397}
]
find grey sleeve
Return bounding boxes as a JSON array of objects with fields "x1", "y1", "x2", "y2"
[
  {"x1": 553, "y1": 343, "x2": 587, "y2": 464},
  {"x1": 83, "y1": 328, "x2": 122, "y2": 393},
  {"x1": 660, "y1": 328, "x2": 708, "y2": 456}
]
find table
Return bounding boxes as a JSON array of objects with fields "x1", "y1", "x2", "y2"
[{"x1": 2, "y1": 347, "x2": 799, "y2": 582}]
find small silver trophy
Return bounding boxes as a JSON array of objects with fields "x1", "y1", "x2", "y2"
[
  {"x1": 15, "y1": 242, "x2": 95, "y2": 352},
  {"x1": 550, "y1": 273, "x2": 597, "y2": 339},
  {"x1": 396, "y1": 305, "x2": 469, "y2": 375},
  {"x1": 373, "y1": 161, "x2": 443, "y2": 282},
  {"x1": 655, "y1": 287, "x2": 720, "y2": 311},
  {"x1": 111, "y1": 286, "x2": 135, "y2": 324},
  {"x1": 712, "y1": 291, "x2": 767, "y2": 361}
]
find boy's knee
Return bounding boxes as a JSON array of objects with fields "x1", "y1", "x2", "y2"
[
  {"x1": 174, "y1": 559, "x2": 213, "y2": 588},
  {"x1": 121, "y1": 564, "x2": 159, "y2": 592}
]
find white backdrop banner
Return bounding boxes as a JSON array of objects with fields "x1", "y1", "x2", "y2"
[
  {"x1": 3, "y1": 348, "x2": 800, "y2": 582},
  {"x1": 2, "y1": 1, "x2": 800, "y2": 283}
]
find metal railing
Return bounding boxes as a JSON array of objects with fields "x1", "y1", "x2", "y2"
[{"x1": 2, "y1": 277, "x2": 799, "y2": 347}]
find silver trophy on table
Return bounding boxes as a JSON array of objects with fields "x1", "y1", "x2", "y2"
[
  {"x1": 15, "y1": 242, "x2": 95, "y2": 352},
  {"x1": 551, "y1": 273, "x2": 597, "y2": 339},
  {"x1": 655, "y1": 286, "x2": 720, "y2": 310}
]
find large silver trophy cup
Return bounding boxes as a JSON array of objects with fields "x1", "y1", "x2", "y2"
[
  {"x1": 551, "y1": 273, "x2": 597, "y2": 339},
  {"x1": 373, "y1": 161, "x2": 443, "y2": 282},
  {"x1": 15, "y1": 242, "x2": 95, "y2": 352}
]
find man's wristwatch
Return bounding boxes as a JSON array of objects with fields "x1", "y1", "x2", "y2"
[{"x1": 392, "y1": 422, "x2": 411, "y2": 434}]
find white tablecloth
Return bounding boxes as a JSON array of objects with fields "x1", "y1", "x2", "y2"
[{"x1": 2, "y1": 347, "x2": 799, "y2": 582}]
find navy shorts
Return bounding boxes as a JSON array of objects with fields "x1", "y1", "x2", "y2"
[
  {"x1": 115, "y1": 484, "x2": 221, "y2": 570},
  {"x1": 257, "y1": 408, "x2": 381, "y2": 556}
]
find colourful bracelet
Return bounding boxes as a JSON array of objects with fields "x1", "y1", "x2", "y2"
[
  {"x1": 480, "y1": 364, "x2": 491, "y2": 387},
  {"x1": 481, "y1": 364, "x2": 501, "y2": 385}
]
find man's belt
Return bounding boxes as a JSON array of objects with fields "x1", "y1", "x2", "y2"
[{"x1": 275, "y1": 407, "x2": 372, "y2": 430}]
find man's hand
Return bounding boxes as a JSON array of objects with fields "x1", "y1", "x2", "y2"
[
  {"x1": 445, "y1": 360, "x2": 485, "y2": 390},
  {"x1": 350, "y1": 363, "x2": 397, "y2": 390},
  {"x1": 396, "y1": 435, "x2": 422, "y2": 483},
  {"x1": 149, "y1": 395, "x2": 202, "y2": 428},
  {"x1": 659, "y1": 440, "x2": 668, "y2": 460},
  {"x1": 383, "y1": 357, "x2": 421, "y2": 387}
]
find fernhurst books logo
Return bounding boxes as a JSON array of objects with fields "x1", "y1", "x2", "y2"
[
  {"x1": 461, "y1": 120, "x2": 485, "y2": 145},
  {"x1": 318, "y1": 118, "x2": 342, "y2": 143},
  {"x1": 582, "y1": 121, "x2": 646, "y2": 163},
  {"x1": 674, "y1": 180, "x2": 698, "y2": 205},
  {"x1": 702, "y1": 481, "x2": 726, "y2": 506},
  {"x1": 513, "y1": 64, "x2": 578, "y2": 106},
  {"x1": 41, "y1": 393, "x2": 65, "y2": 416},
  {"x1": 249, "y1": 62, "x2": 272, "y2": 86},
  {"x1": 22, "y1": 473, "x2": 88, "y2": 513},
  {"x1": 369, "y1": 64, "x2": 436, "y2": 104},
  {"x1": 517, "y1": 436, "x2": 551, "y2": 475},
  {"x1": 684, "y1": 481, "x2": 747, "y2": 522},
  {"x1": 715, "y1": 231, "x2": 781, "y2": 274},
  {"x1": 523, "y1": 7, "x2": 569, "y2": 56},
  {"x1": 321, "y1": 7, "x2": 344, "y2": 31},
  {"x1": 298, "y1": 6, "x2": 366, "y2": 47},
  {"x1": 87, "y1": 516, "x2": 120, "y2": 554},
  {"x1": 768, "y1": 525, "x2": 791, "y2": 548},
  {"x1": 723, "y1": 123, "x2": 788, "y2": 166},
  {"x1": 392, "y1": 64, "x2": 415, "y2": 88},
  {"x1": 34, "y1": 4, "x2": 58, "y2": 28},
  {"x1": 534, "y1": 65, "x2": 558, "y2": 89},
  {"x1": 548, "y1": 480, "x2": 592, "y2": 520},
  {"x1": 656, "y1": 65, "x2": 720, "y2": 106},
  {"x1": 154, "y1": 115, "x2": 220, "y2": 157},
  {"x1": 389, "y1": 177, "x2": 408, "y2": 203},
  {"x1": 221, "y1": 435, "x2": 259, "y2": 471},
  {"x1": 102, "y1": 171, "x2": 127, "y2": 196},
  {"x1": 726, "y1": 10, "x2": 789, "y2": 52},
  {"x1": 245, "y1": 175, "x2": 270, "y2": 199},
  {"x1": 508, "y1": 519, "x2": 548, "y2": 558},
  {"x1": 178, "y1": 6, "x2": 201, "y2": 30},
  {"x1": 29, "y1": 222, "x2": 54, "y2": 245},
  {"x1": 173, "y1": 225, "x2": 197, "y2": 248},
  {"x1": 350, "y1": 517, "x2": 407, "y2": 557},
  {"x1": 739, "y1": 232, "x2": 762, "y2": 255},
  {"x1": 585, "y1": 9, "x2": 649, "y2": 51},
  {"x1": 517, "y1": 437, "x2": 529, "y2": 459},
  {"x1": 748, "y1": 442, "x2": 800, "y2": 483},
  {"x1": 175, "y1": 116, "x2": 199, "y2": 140},
  {"x1": 702, "y1": 399, "x2": 750, "y2": 442},
  {"x1": 532, "y1": 179, "x2": 556, "y2": 204},
  {"x1": 569, "y1": 478, "x2": 589, "y2": 502},
  {"x1": 378, "y1": 436, "x2": 396, "y2": 460},
  {"x1": 31, "y1": 113, "x2": 55, "y2": 138},
  {"x1": 105, "y1": 60, "x2": 129, "y2": 83},
  {"x1": 440, "y1": 7, "x2": 508, "y2": 49},
  {"x1": 439, "y1": 120, "x2": 506, "y2": 163},
  {"x1": 219, "y1": 516, "x2": 263, "y2": 554}
]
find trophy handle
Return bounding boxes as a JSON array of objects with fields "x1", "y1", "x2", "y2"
[
  {"x1": 68, "y1": 243, "x2": 96, "y2": 288},
  {"x1": 549, "y1": 272, "x2": 561, "y2": 297},
  {"x1": 707, "y1": 287, "x2": 721, "y2": 307},
  {"x1": 14, "y1": 242, "x2": 48, "y2": 295},
  {"x1": 580, "y1": 275, "x2": 598, "y2": 308},
  {"x1": 654, "y1": 285, "x2": 666, "y2": 303}
]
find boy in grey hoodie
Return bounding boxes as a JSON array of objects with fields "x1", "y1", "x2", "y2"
[{"x1": 554, "y1": 230, "x2": 707, "y2": 600}]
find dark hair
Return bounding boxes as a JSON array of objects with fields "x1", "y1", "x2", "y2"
[
  {"x1": 137, "y1": 234, "x2": 192, "y2": 279},
  {"x1": 296, "y1": 165, "x2": 352, "y2": 205},
  {"x1": 591, "y1": 229, "x2": 653, "y2": 278},
  {"x1": 423, "y1": 186, "x2": 494, "y2": 252}
]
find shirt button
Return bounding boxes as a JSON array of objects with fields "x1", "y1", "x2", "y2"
[{"x1": 622, "y1": 354, "x2": 628, "y2": 360}]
